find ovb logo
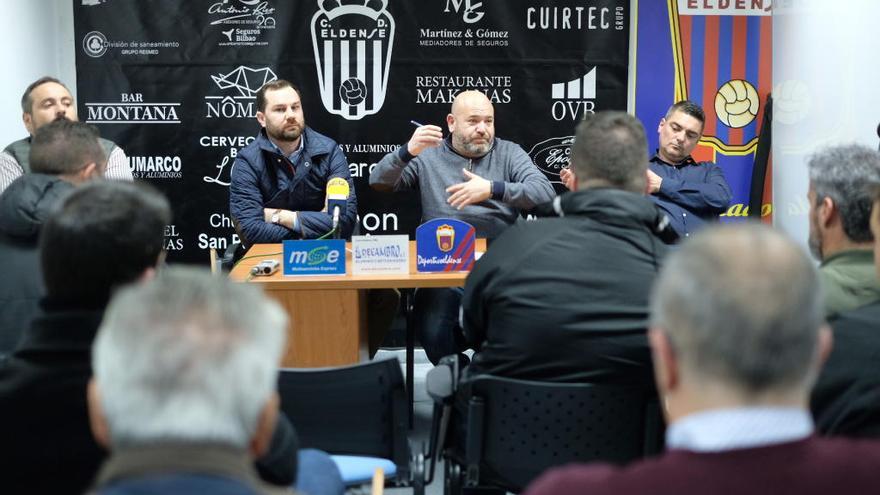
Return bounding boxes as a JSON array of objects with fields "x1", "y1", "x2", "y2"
[
  {"x1": 311, "y1": 0, "x2": 395, "y2": 120},
  {"x1": 551, "y1": 68, "x2": 597, "y2": 121}
]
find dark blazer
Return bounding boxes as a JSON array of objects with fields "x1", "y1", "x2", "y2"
[
  {"x1": 811, "y1": 301, "x2": 880, "y2": 437},
  {"x1": 0, "y1": 306, "x2": 106, "y2": 494}
]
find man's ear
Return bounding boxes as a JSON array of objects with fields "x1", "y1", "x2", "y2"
[
  {"x1": 649, "y1": 328, "x2": 679, "y2": 395},
  {"x1": 819, "y1": 196, "x2": 836, "y2": 228},
  {"x1": 446, "y1": 113, "x2": 455, "y2": 133},
  {"x1": 87, "y1": 379, "x2": 112, "y2": 450},
  {"x1": 657, "y1": 117, "x2": 667, "y2": 134},
  {"x1": 256, "y1": 111, "x2": 267, "y2": 128},
  {"x1": 79, "y1": 162, "x2": 101, "y2": 181},
  {"x1": 23, "y1": 112, "x2": 34, "y2": 135},
  {"x1": 249, "y1": 392, "x2": 279, "y2": 458}
]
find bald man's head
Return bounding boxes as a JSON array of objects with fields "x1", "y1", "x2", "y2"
[
  {"x1": 651, "y1": 224, "x2": 825, "y2": 397},
  {"x1": 447, "y1": 90, "x2": 495, "y2": 157}
]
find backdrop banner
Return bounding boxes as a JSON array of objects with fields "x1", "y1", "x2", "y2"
[
  {"x1": 74, "y1": 0, "x2": 629, "y2": 263},
  {"x1": 634, "y1": 0, "x2": 772, "y2": 222}
]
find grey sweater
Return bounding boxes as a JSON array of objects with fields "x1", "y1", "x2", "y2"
[{"x1": 370, "y1": 138, "x2": 555, "y2": 238}]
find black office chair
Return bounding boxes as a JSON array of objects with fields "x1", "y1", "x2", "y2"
[
  {"x1": 277, "y1": 357, "x2": 426, "y2": 494},
  {"x1": 427, "y1": 362, "x2": 663, "y2": 494}
]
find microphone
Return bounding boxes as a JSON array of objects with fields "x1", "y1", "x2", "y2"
[{"x1": 326, "y1": 177, "x2": 350, "y2": 239}]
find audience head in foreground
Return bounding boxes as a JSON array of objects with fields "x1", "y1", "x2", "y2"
[
  {"x1": 40, "y1": 180, "x2": 169, "y2": 308},
  {"x1": 806, "y1": 144, "x2": 880, "y2": 316},
  {"x1": 88, "y1": 267, "x2": 288, "y2": 494},
  {"x1": 650, "y1": 223, "x2": 827, "y2": 414},
  {"x1": 566, "y1": 110, "x2": 648, "y2": 193},
  {"x1": 526, "y1": 224, "x2": 880, "y2": 495}
]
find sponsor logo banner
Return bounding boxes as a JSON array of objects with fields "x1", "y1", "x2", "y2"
[
  {"x1": 415, "y1": 218, "x2": 475, "y2": 273},
  {"x1": 82, "y1": 30, "x2": 179, "y2": 58},
  {"x1": 526, "y1": 5, "x2": 624, "y2": 31},
  {"x1": 415, "y1": 75, "x2": 511, "y2": 104},
  {"x1": 550, "y1": 68, "x2": 597, "y2": 121},
  {"x1": 528, "y1": 136, "x2": 573, "y2": 185},
  {"x1": 205, "y1": 65, "x2": 277, "y2": 119},
  {"x1": 129, "y1": 155, "x2": 183, "y2": 179},
  {"x1": 310, "y1": 0, "x2": 395, "y2": 120},
  {"x1": 84, "y1": 92, "x2": 180, "y2": 124},
  {"x1": 209, "y1": 0, "x2": 277, "y2": 47},
  {"x1": 283, "y1": 239, "x2": 346, "y2": 275}
]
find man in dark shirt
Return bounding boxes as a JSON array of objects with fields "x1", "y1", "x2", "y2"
[
  {"x1": 646, "y1": 100, "x2": 732, "y2": 237},
  {"x1": 561, "y1": 101, "x2": 731, "y2": 238}
]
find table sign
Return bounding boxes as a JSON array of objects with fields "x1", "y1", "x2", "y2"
[
  {"x1": 282, "y1": 239, "x2": 346, "y2": 275},
  {"x1": 351, "y1": 235, "x2": 409, "y2": 275},
  {"x1": 415, "y1": 218, "x2": 476, "y2": 273}
]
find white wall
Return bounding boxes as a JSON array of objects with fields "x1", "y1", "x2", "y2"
[
  {"x1": 772, "y1": 0, "x2": 880, "y2": 245},
  {"x1": 0, "y1": 0, "x2": 76, "y2": 146}
]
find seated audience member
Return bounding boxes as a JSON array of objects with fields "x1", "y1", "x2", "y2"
[
  {"x1": 561, "y1": 100, "x2": 731, "y2": 239},
  {"x1": 0, "y1": 76, "x2": 132, "y2": 193},
  {"x1": 525, "y1": 224, "x2": 880, "y2": 495},
  {"x1": 0, "y1": 182, "x2": 318, "y2": 494},
  {"x1": 460, "y1": 111, "x2": 676, "y2": 384},
  {"x1": 86, "y1": 267, "x2": 294, "y2": 495},
  {"x1": 806, "y1": 144, "x2": 880, "y2": 317},
  {"x1": 0, "y1": 181, "x2": 168, "y2": 493},
  {"x1": 0, "y1": 119, "x2": 106, "y2": 356},
  {"x1": 812, "y1": 175, "x2": 880, "y2": 436}
]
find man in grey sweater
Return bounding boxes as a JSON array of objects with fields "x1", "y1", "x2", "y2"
[{"x1": 370, "y1": 90, "x2": 555, "y2": 363}]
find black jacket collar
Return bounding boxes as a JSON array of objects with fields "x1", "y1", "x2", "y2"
[{"x1": 534, "y1": 188, "x2": 679, "y2": 244}]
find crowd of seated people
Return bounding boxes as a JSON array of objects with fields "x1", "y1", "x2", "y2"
[{"x1": 1, "y1": 74, "x2": 880, "y2": 494}]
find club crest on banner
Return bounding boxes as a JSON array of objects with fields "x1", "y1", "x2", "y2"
[
  {"x1": 669, "y1": 0, "x2": 771, "y2": 157},
  {"x1": 415, "y1": 218, "x2": 475, "y2": 273},
  {"x1": 310, "y1": 0, "x2": 395, "y2": 120}
]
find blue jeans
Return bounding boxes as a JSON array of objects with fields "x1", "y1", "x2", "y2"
[
  {"x1": 295, "y1": 448, "x2": 345, "y2": 495},
  {"x1": 414, "y1": 287, "x2": 468, "y2": 364}
]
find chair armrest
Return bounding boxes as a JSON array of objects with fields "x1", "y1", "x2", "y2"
[{"x1": 425, "y1": 354, "x2": 460, "y2": 404}]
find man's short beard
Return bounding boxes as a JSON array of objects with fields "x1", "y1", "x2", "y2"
[
  {"x1": 268, "y1": 126, "x2": 302, "y2": 143},
  {"x1": 453, "y1": 133, "x2": 492, "y2": 157}
]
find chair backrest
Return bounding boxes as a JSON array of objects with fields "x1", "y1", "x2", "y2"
[
  {"x1": 277, "y1": 358, "x2": 410, "y2": 475},
  {"x1": 464, "y1": 375, "x2": 659, "y2": 492}
]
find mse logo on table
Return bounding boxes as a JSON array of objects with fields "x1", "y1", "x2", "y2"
[{"x1": 282, "y1": 240, "x2": 346, "y2": 276}]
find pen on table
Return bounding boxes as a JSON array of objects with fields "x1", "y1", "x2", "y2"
[{"x1": 410, "y1": 120, "x2": 424, "y2": 128}]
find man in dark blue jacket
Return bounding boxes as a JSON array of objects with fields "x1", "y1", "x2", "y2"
[
  {"x1": 230, "y1": 79, "x2": 357, "y2": 244},
  {"x1": 560, "y1": 101, "x2": 730, "y2": 239},
  {"x1": 646, "y1": 100, "x2": 732, "y2": 238}
]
